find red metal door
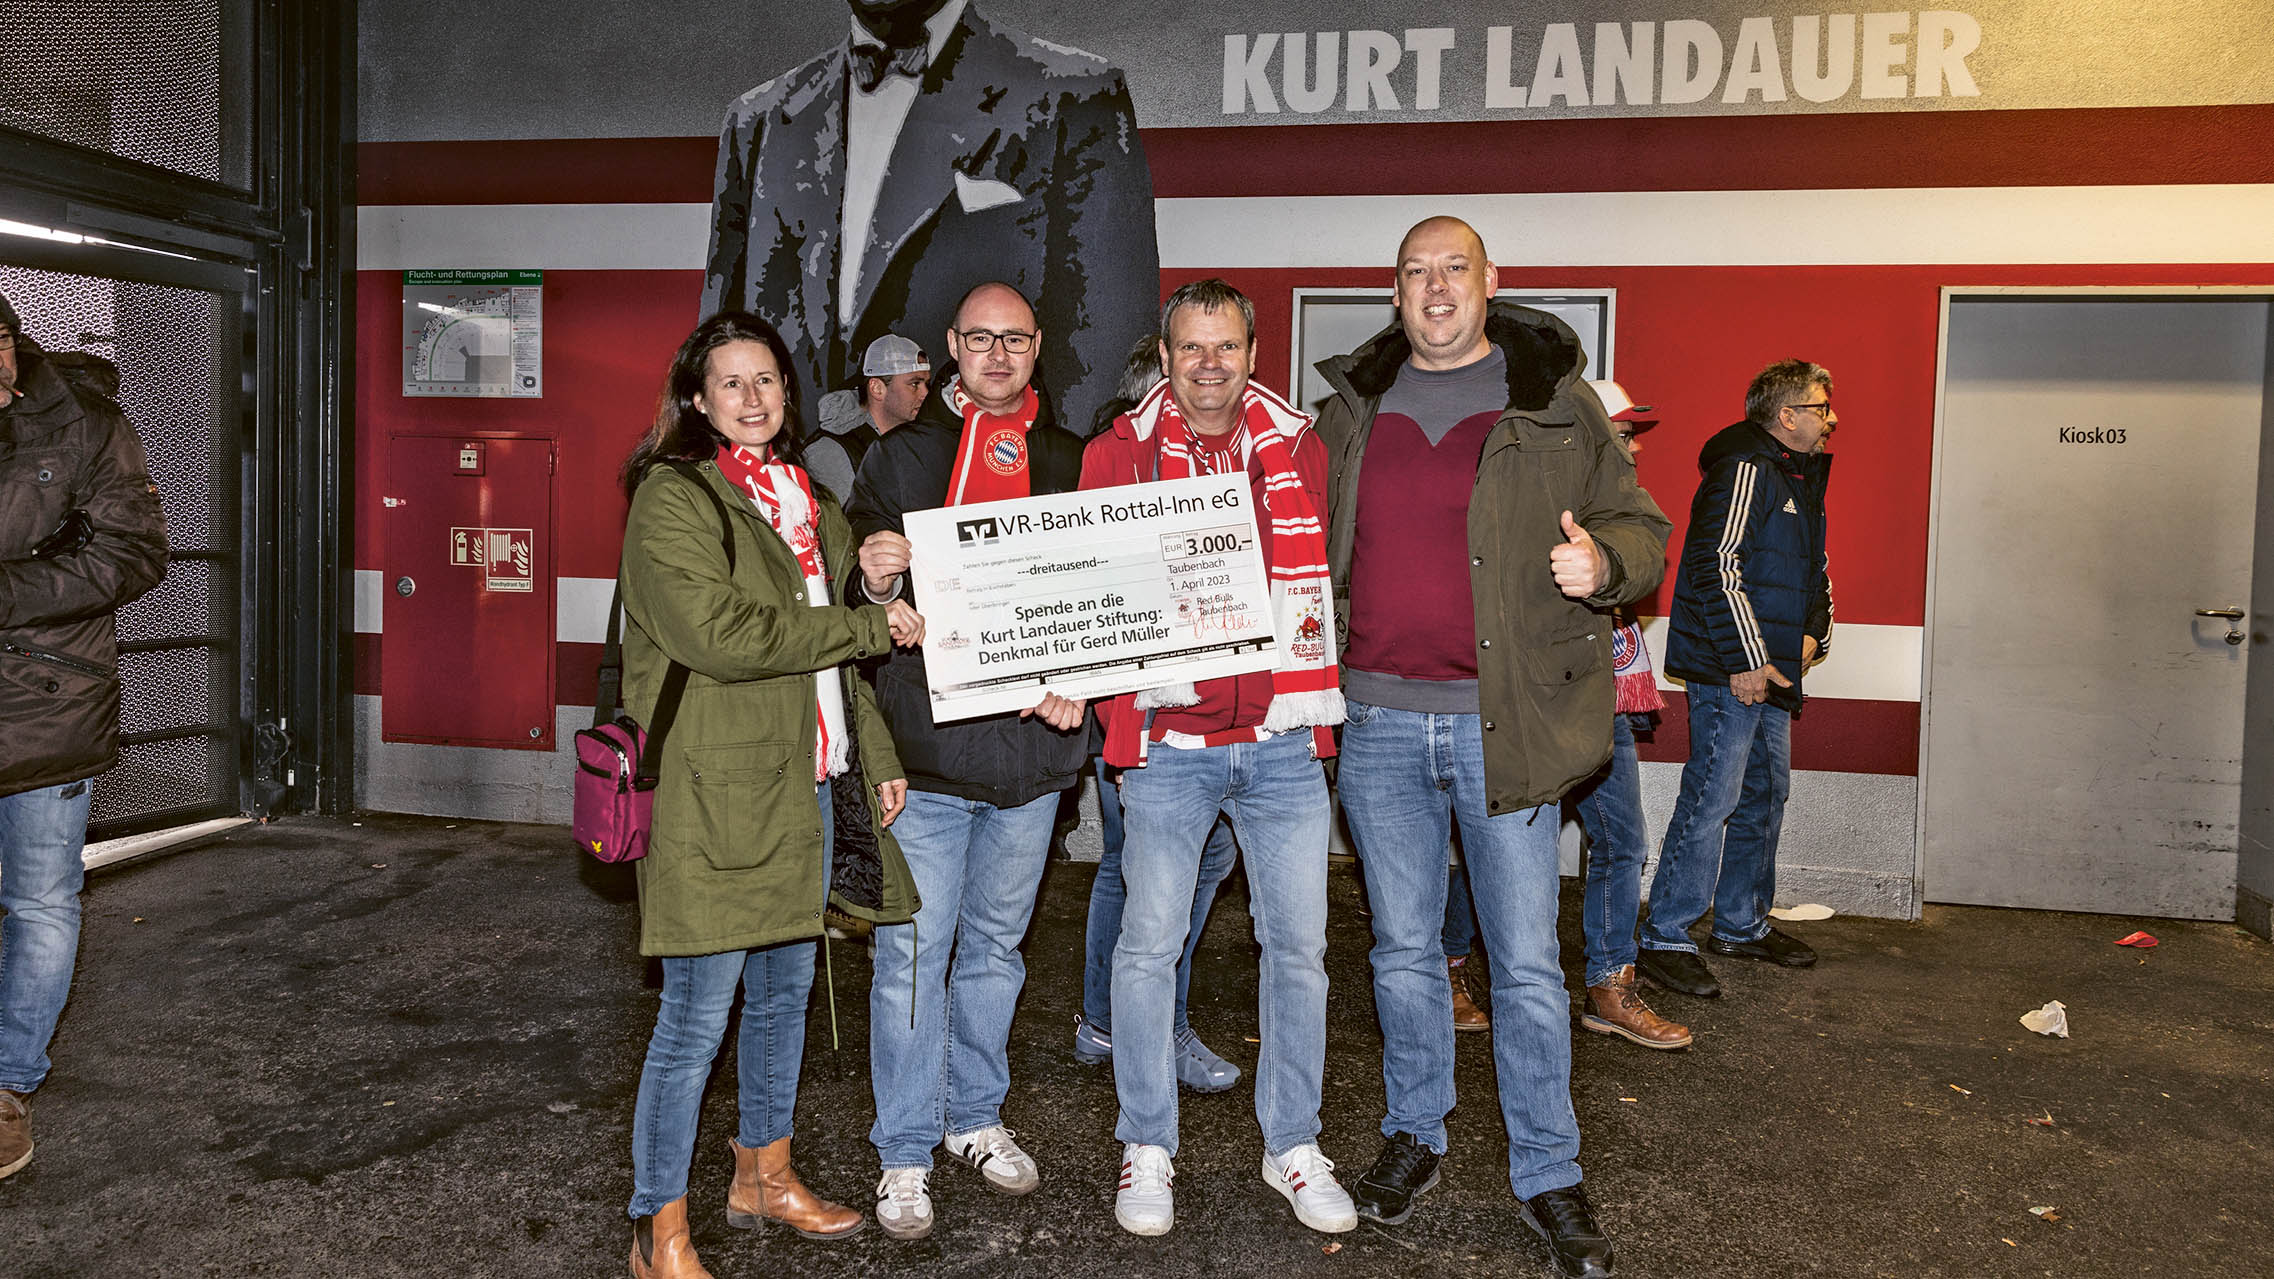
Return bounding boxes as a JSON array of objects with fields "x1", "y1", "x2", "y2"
[{"x1": 381, "y1": 433, "x2": 557, "y2": 748}]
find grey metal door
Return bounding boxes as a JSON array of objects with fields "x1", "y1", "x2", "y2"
[{"x1": 1923, "y1": 296, "x2": 2267, "y2": 918}]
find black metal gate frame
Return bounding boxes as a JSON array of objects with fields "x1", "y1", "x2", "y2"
[{"x1": 0, "y1": 2, "x2": 356, "y2": 830}]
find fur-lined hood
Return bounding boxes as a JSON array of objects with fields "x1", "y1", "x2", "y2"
[{"x1": 1315, "y1": 299, "x2": 1587, "y2": 413}]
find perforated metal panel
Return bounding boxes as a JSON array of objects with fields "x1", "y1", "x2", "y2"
[
  {"x1": 0, "y1": 1, "x2": 249, "y2": 189},
  {"x1": 0, "y1": 264, "x2": 242, "y2": 835}
]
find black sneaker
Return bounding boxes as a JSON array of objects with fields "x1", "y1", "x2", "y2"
[
  {"x1": 1706, "y1": 927, "x2": 1818, "y2": 968},
  {"x1": 1636, "y1": 947, "x2": 1721, "y2": 998},
  {"x1": 1350, "y1": 1131, "x2": 1440, "y2": 1225},
  {"x1": 1521, "y1": 1183, "x2": 1615, "y2": 1278}
]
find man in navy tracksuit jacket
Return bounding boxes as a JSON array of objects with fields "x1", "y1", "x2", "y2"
[{"x1": 1637, "y1": 360, "x2": 1835, "y2": 1000}]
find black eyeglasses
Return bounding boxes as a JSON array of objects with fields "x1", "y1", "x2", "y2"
[
  {"x1": 956, "y1": 328, "x2": 1035, "y2": 354},
  {"x1": 1788, "y1": 399, "x2": 1833, "y2": 417},
  {"x1": 0, "y1": 333, "x2": 15, "y2": 351}
]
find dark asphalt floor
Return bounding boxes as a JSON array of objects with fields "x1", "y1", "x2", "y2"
[{"x1": 2, "y1": 813, "x2": 2268, "y2": 1277}]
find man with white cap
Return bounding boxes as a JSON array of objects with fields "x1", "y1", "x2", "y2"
[
  {"x1": 1571, "y1": 381, "x2": 1691, "y2": 1052},
  {"x1": 807, "y1": 333, "x2": 932, "y2": 499}
]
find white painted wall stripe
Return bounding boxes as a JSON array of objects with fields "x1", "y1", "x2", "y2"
[
  {"x1": 359, "y1": 185, "x2": 2274, "y2": 272},
  {"x1": 1638, "y1": 615, "x2": 1922, "y2": 703},
  {"x1": 354, "y1": 567, "x2": 619, "y2": 644},
  {"x1": 354, "y1": 569, "x2": 1926, "y2": 703},
  {"x1": 359, "y1": 202, "x2": 713, "y2": 271},
  {"x1": 556, "y1": 574, "x2": 620, "y2": 645},
  {"x1": 354, "y1": 568, "x2": 383, "y2": 634}
]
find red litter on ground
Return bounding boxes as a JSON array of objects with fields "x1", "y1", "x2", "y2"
[{"x1": 2114, "y1": 931, "x2": 2158, "y2": 948}]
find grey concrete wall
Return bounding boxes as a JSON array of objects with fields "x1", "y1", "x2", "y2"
[{"x1": 354, "y1": 696, "x2": 1910, "y2": 918}]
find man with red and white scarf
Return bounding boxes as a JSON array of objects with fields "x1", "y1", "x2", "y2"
[
  {"x1": 1080, "y1": 280, "x2": 1355, "y2": 1239},
  {"x1": 845, "y1": 281, "x2": 1091, "y2": 1240}
]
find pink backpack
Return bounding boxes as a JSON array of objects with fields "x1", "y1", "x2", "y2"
[{"x1": 572, "y1": 462, "x2": 734, "y2": 862}]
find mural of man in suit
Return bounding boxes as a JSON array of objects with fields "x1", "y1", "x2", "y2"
[{"x1": 701, "y1": 0, "x2": 1159, "y2": 439}]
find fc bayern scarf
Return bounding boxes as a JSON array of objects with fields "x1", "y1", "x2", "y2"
[
  {"x1": 716, "y1": 444, "x2": 848, "y2": 781},
  {"x1": 1611, "y1": 617, "x2": 1667, "y2": 714},
  {"x1": 943, "y1": 378, "x2": 1039, "y2": 506},
  {"x1": 1120, "y1": 378, "x2": 1343, "y2": 759}
]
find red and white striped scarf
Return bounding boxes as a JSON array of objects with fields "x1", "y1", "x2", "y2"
[
  {"x1": 716, "y1": 444, "x2": 848, "y2": 781},
  {"x1": 1121, "y1": 379, "x2": 1343, "y2": 759},
  {"x1": 1611, "y1": 617, "x2": 1667, "y2": 714},
  {"x1": 943, "y1": 378, "x2": 1039, "y2": 506}
]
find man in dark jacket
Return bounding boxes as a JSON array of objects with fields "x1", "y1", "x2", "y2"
[
  {"x1": 1315, "y1": 218, "x2": 1669, "y2": 1279},
  {"x1": 700, "y1": 0, "x2": 1156, "y2": 440},
  {"x1": 1639, "y1": 360, "x2": 1835, "y2": 999},
  {"x1": 845, "y1": 281, "x2": 1088, "y2": 1239},
  {"x1": 0, "y1": 292, "x2": 169, "y2": 1180}
]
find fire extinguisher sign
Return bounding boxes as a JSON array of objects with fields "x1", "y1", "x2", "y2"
[{"x1": 450, "y1": 526, "x2": 535, "y2": 592}]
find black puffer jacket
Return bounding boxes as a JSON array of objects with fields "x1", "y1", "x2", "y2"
[
  {"x1": 843, "y1": 382, "x2": 1090, "y2": 807},
  {"x1": 1663, "y1": 421, "x2": 1832, "y2": 714},
  {"x1": 0, "y1": 338, "x2": 170, "y2": 797}
]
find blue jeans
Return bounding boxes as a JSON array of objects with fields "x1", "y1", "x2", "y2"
[
  {"x1": 1339, "y1": 701, "x2": 1582, "y2": 1201},
  {"x1": 1442, "y1": 863, "x2": 1479, "y2": 959},
  {"x1": 1082, "y1": 758, "x2": 1239, "y2": 1037},
  {"x1": 1111, "y1": 733, "x2": 1329, "y2": 1157},
  {"x1": 1575, "y1": 715, "x2": 1649, "y2": 985},
  {"x1": 0, "y1": 779, "x2": 94, "y2": 1095},
  {"x1": 627, "y1": 782, "x2": 830, "y2": 1217},
  {"x1": 868, "y1": 787, "x2": 1057, "y2": 1169},
  {"x1": 1643, "y1": 682, "x2": 1792, "y2": 953}
]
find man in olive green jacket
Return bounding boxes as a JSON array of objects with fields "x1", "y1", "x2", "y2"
[
  {"x1": 620, "y1": 459, "x2": 918, "y2": 956},
  {"x1": 1315, "y1": 218, "x2": 1669, "y2": 1279}
]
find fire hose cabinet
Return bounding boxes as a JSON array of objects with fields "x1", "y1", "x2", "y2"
[{"x1": 381, "y1": 433, "x2": 558, "y2": 749}]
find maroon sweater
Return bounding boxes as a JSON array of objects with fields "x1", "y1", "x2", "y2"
[{"x1": 1345, "y1": 352, "x2": 1507, "y2": 713}]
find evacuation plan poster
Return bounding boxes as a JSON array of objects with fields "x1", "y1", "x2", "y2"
[{"x1": 402, "y1": 269, "x2": 543, "y2": 398}]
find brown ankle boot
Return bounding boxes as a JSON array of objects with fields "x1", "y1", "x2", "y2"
[
  {"x1": 629, "y1": 1196, "x2": 712, "y2": 1279},
  {"x1": 727, "y1": 1137, "x2": 865, "y2": 1239},
  {"x1": 1448, "y1": 957, "x2": 1491, "y2": 1032},
  {"x1": 1582, "y1": 965, "x2": 1694, "y2": 1050}
]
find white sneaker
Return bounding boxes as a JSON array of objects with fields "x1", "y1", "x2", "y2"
[
  {"x1": 1114, "y1": 1143, "x2": 1175, "y2": 1236},
  {"x1": 874, "y1": 1166, "x2": 934, "y2": 1240},
  {"x1": 1262, "y1": 1143, "x2": 1358, "y2": 1233},
  {"x1": 945, "y1": 1124, "x2": 1040, "y2": 1195}
]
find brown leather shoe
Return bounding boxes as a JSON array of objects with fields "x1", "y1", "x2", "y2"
[
  {"x1": 1582, "y1": 965, "x2": 1694, "y2": 1050},
  {"x1": 727, "y1": 1137, "x2": 865, "y2": 1239},
  {"x1": 629, "y1": 1196, "x2": 712, "y2": 1279},
  {"x1": 0, "y1": 1090, "x2": 31, "y2": 1180},
  {"x1": 1448, "y1": 957, "x2": 1491, "y2": 1032}
]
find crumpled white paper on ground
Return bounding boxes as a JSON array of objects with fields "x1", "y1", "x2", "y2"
[{"x1": 2020, "y1": 1000, "x2": 2070, "y2": 1037}]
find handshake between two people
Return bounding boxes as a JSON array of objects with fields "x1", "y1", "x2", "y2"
[{"x1": 856, "y1": 529, "x2": 1086, "y2": 733}]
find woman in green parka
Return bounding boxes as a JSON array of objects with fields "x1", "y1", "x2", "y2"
[{"x1": 617, "y1": 312, "x2": 923, "y2": 1279}]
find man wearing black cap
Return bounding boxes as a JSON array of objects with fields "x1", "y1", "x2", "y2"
[{"x1": 0, "y1": 291, "x2": 169, "y2": 1180}]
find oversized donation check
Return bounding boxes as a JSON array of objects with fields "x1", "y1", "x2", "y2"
[{"x1": 904, "y1": 474, "x2": 1281, "y2": 722}]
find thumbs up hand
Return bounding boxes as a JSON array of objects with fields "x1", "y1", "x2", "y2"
[{"x1": 1549, "y1": 509, "x2": 1607, "y2": 599}]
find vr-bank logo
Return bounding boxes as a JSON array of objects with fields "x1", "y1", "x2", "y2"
[{"x1": 956, "y1": 516, "x2": 1002, "y2": 547}]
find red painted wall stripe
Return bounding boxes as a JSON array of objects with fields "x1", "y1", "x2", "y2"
[
  {"x1": 355, "y1": 261, "x2": 2274, "y2": 625},
  {"x1": 1635, "y1": 691, "x2": 1920, "y2": 777},
  {"x1": 356, "y1": 104, "x2": 2274, "y2": 206}
]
